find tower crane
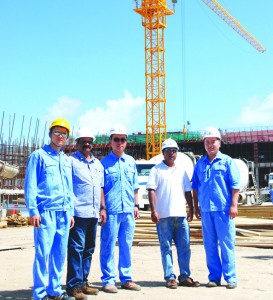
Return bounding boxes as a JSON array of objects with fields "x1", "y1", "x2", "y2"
[{"x1": 134, "y1": 0, "x2": 265, "y2": 160}]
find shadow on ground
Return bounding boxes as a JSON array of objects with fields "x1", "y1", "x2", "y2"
[
  {"x1": 0, "y1": 289, "x2": 32, "y2": 299},
  {"x1": 243, "y1": 255, "x2": 273, "y2": 260}
]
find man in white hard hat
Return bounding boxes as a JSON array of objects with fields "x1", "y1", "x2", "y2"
[
  {"x1": 100, "y1": 125, "x2": 141, "y2": 293},
  {"x1": 24, "y1": 118, "x2": 75, "y2": 300},
  {"x1": 66, "y1": 127, "x2": 106, "y2": 300},
  {"x1": 146, "y1": 138, "x2": 200, "y2": 289},
  {"x1": 192, "y1": 127, "x2": 240, "y2": 289}
]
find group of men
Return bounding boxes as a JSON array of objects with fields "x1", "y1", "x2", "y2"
[{"x1": 24, "y1": 118, "x2": 239, "y2": 300}]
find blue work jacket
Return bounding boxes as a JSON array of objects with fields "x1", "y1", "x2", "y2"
[
  {"x1": 101, "y1": 151, "x2": 139, "y2": 214},
  {"x1": 24, "y1": 144, "x2": 74, "y2": 216},
  {"x1": 192, "y1": 151, "x2": 240, "y2": 212}
]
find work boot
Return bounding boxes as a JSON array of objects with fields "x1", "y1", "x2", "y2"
[
  {"x1": 121, "y1": 281, "x2": 141, "y2": 291},
  {"x1": 67, "y1": 287, "x2": 87, "y2": 300},
  {"x1": 81, "y1": 282, "x2": 99, "y2": 295},
  {"x1": 102, "y1": 284, "x2": 118, "y2": 293},
  {"x1": 48, "y1": 292, "x2": 75, "y2": 300}
]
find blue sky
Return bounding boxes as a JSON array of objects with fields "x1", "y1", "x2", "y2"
[{"x1": 1, "y1": 0, "x2": 273, "y2": 142}]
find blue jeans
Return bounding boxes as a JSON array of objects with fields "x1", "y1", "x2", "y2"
[
  {"x1": 201, "y1": 211, "x2": 237, "y2": 284},
  {"x1": 156, "y1": 217, "x2": 191, "y2": 282},
  {"x1": 66, "y1": 216, "x2": 98, "y2": 289},
  {"x1": 100, "y1": 212, "x2": 135, "y2": 286}
]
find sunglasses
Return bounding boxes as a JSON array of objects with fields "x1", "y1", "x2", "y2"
[
  {"x1": 164, "y1": 148, "x2": 178, "y2": 153},
  {"x1": 78, "y1": 140, "x2": 93, "y2": 145},
  {"x1": 113, "y1": 137, "x2": 127, "y2": 143},
  {"x1": 52, "y1": 129, "x2": 68, "y2": 137}
]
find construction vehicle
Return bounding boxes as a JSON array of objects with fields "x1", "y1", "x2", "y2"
[
  {"x1": 264, "y1": 172, "x2": 273, "y2": 203},
  {"x1": 136, "y1": 160, "x2": 155, "y2": 209},
  {"x1": 233, "y1": 158, "x2": 260, "y2": 205},
  {"x1": 0, "y1": 160, "x2": 19, "y2": 179},
  {"x1": 0, "y1": 160, "x2": 20, "y2": 218},
  {"x1": 133, "y1": 0, "x2": 265, "y2": 159},
  {"x1": 136, "y1": 153, "x2": 260, "y2": 209}
]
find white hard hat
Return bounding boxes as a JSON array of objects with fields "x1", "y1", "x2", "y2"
[
  {"x1": 75, "y1": 127, "x2": 96, "y2": 141},
  {"x1": 109, "y1": 124, "x2": 127, "y2": 137},
  {"x1": 203, "y1": 127, "x2": 221, "y2": 140},
  {"x1": 162, "y1": 138, "x2": 179, "y2": 151}
]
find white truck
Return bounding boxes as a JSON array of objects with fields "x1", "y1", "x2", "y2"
[
  {"x1": 136, "y1": 160, "x2": 155, "y2": 210},
  {"x1": 136, "y1": 154, "x2": 260, "y2": 209}
]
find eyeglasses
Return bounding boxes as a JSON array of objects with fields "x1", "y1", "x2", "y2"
[
  {"x1": 164, "y1": 148, "x2": 178, "y2": 153},
  {"x1": 79, "y1": 140, "x2": 93, "y2": 145},
  {"x1": 52, "y1": 129, "x2": 68, "y2": 137},
  {"x1": 113, "y1": 137, "x2": 127, "y2": 143}
]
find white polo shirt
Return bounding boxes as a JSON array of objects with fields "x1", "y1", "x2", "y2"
[{"x1": 146, "y1": 160, "x2": 192, "y2": 219}]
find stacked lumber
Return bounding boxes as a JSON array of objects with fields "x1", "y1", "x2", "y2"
[
  {"x1": 134, "y1": 210, "x2": 273, "y2": 248},
  {"x1": 238, "y1": 204, "x2": 273, "y2": 219},
  {"x1": 6, "y1": 212, "x2": 29, "y2": 226}
]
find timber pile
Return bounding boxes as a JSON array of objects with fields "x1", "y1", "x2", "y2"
[
  {"x1": 6, "y1": 212, "x2": 29, "y2": 226},
  {"x1": 238, "y1": 204, "x2": 273, "y2": 219},
  {"x1": 134, "y1": 208, "x2": 273, "y2": 249}
]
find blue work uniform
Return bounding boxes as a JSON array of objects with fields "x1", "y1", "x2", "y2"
[
  {"x1": 24, "y1": 144, "x2": 74, "y2": 300},
  {"x1": 192, "y1": 151, "x2": 240, "y2": 284},
  {"x1": 66, "y1": 151, "x2": 104, "y2": 290},
  {"x1": 100, "y1": 151, "x2": 139, "y2": 286}
]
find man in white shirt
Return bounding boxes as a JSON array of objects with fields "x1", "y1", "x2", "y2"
[{"x1": 146, "y1": 138, "x2": 200, "y2": 289}]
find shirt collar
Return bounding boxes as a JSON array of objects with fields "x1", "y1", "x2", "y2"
[
  {"x1": 43, "y1": 144, "x2": 64, "y2": 156},
  {"x1": 205, "y1": 150, "x2": 223, "y2": 163},
  {"x1": 75, "y1": 150, "x2": 95, "y2": 163},
  {"x1": 110, "y1": 151, "x2": 125, "y2": 162}
]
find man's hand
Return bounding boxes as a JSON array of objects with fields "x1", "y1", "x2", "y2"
[
  {"x1": 70, "y1": 216, "x2": 75, "y2": 229},
  {"x1": 134, "y1": 207, "x2": 140, "y2": 219},
  {"x1": 30, "y1": 215, "x2": 41, "y2": 228},
  {"x1": 194, "y1": 206, "x2": 201, "y2": 220},
  {"x1": 187, "y1": 210, "x2": 193, "y2": 222},
  {"x1": 151, "y1": 211, "x2": 159, "y2": 224},
  {"x1": 100, "y1": 209, "x2": 107, "y2": 226},
  {"x1": 229, "y1": 204, "x2": 238, "y2": 219}
]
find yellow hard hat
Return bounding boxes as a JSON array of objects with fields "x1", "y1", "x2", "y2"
[{"x1": 49, "y1": 118, "x2": 71, "y2": 135}]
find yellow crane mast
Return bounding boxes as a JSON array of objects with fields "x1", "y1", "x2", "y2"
[
  {"x1": 134, "y1": 0, "x2": 174, "y2": 160},
  {"x1": 134, "y1": 0, "x2": 265, "y2": 160}
]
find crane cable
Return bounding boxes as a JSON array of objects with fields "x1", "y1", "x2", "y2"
[{"x1": 180, "y1": 1, "x2": 187, "y2": 134}]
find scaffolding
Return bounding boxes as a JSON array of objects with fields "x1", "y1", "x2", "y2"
[{"x1": 1, "y1": 111, "x2": 273, "y2": 189}]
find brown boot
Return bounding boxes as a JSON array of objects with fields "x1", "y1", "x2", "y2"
[
  {"x1": 81, "y1": 282, "x2": 99, "y2": 295},
  {"x1": 67, "y1": 287, "x2": 87, "y2": 300}
]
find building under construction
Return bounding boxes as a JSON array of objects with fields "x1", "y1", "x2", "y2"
[{"x1": 1, "y1": 125, "x2": 273, "y2": 191}]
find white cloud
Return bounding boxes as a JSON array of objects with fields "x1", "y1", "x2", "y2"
[
  {"x1": 43, "y1": 96, "x2": 82, "y2": 123},
  {"x1": 76, "y1": 90, "x2": 145, "y2": 135},
  {"x1": 236, "y1": 93, "x2": 273, "y2": 126}
]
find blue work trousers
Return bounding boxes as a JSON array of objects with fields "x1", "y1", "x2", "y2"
[
  {"x1": 33, "y1": 210, "x2": 70, "y2": 300},
  {"x1": 201, "y1": 211, "x2": 237, "y2": 284},
  {"x1": 100, "y1": 212, "x2": 135, "y2": 286},
  {"x1": 66, "y1": 216, "x2": 98, "y2": 289},
  {"x1": 156, "y1": 217, "x2": 191, "y2": 282}
]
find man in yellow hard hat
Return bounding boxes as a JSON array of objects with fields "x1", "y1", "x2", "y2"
[{"x1": 24, "y1": 118, "x2": 75, "y2": 300}]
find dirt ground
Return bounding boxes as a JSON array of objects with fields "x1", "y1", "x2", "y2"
[{"x1": 0, "y1": 226, "x2": 272, "y2": 300}]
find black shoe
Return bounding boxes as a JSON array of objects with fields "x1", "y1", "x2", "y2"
[{"x1": 48, "y1": 292, "x2": 75, "y2": 300}]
